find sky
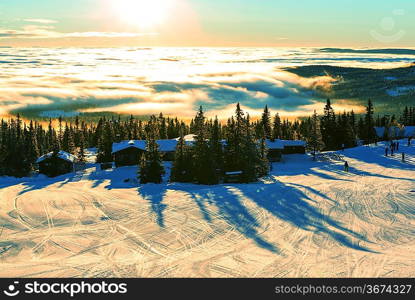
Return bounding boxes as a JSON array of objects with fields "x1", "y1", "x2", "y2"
[{"x1": 0, "y1": 0, "x2": 414, "y2": 47}]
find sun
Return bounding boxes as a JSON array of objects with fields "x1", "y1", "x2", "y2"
[{"x1": 112, "y1": 0, "x2": 172, "y2": 29}]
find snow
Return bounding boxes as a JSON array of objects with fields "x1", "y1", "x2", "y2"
[
  {"x1": 225, "y1": 171, "x2": 243, "y2": 175},
  {"x1": 36, "y1": 151, "x2": 78, "y2": 164},
  {"x1": 175, "y1": 134, "x2": 197, "y2": 142},
  {"x1": 1, "y1": 140, "x2": 415, "y2": 277},
  {"x1": 266, "y1": 140, "x2": 284, "y2": 150}
]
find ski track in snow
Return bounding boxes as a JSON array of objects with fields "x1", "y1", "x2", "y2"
[{"x1": 0, "y1": 141, "x2": 415, "y2": 278}]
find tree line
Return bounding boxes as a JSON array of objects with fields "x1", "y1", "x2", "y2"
[{"x1": 1, "y1": 101, "x2": 414, "y2": 178}]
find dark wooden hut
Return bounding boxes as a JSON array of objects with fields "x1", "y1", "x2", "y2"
[{"x1": 36, "y1": 150, "x2": 77, "y2": 177}]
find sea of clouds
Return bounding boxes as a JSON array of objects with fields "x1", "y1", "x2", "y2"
[{"x1": 1, "y1": 47, "x2": 414, "y2": 118}]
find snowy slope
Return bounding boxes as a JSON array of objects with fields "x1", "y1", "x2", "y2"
[{"x1": 0, "y1": 141, "x2": 414, "y2": 278}]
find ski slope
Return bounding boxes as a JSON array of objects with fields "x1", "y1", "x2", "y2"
[{"x1": 0, "y1": 141, "x2": 414, "y2": 278}]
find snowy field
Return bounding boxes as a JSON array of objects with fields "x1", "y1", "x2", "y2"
[{"x1": 0, "y1": 141, "x2": 415, "y2": 278}]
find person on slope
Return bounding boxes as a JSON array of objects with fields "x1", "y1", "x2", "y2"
[
  {"x1": 385, "y1": 147, "x2": 389, "y2": 156},
  {"x1": 344, "y1": 161, "x2": 349, "y2": 172}
]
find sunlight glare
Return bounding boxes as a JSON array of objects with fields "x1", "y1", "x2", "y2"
[{"x1": 112, "y1": 0, "x2": 172, "y2": 29}]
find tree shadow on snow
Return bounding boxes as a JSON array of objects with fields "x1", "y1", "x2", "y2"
[
  {"x1": 240, "y1": 181, "x2": 376, "y2": 253},
  {"x1": 345, "y1": 144, "x2": 415, "y2": 172},
  {"x1": 14, "y1": 172, "x2": 78, "y2": 196},
  {"x1": 168, "y1": 184, "x2": 280, "y2": 253},
  {"x1": 137, "y1": 184, "x2": 168, "y2": 228},
  {"x1": 169, "y1": 179, "x2": 376, "y2": 253}
]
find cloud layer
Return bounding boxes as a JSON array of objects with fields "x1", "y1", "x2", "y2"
[{"x1": 1, "y1": 47, "x2": 414, "y2": 119}]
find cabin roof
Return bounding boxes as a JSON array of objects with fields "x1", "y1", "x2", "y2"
[
  {"x1": 112, "y1": 137, "x2": 307, "y2": 154},
  {"x1": 175, "y1": 134, "x2": 197, "y2": 142},
  {"x1": 266, "y1": 140, "x2": 284, "y2": 150},
  {"x1": 266, "y1": 139, "x2": 306, "y2": 149},
  {"x1": 280, "y1": 140, "x2": 307, "y2": 147},
  {"x1": 36, "y1": 150, "x2": 77, "y2": 164},
  {"x1": 112, "y1": 140, "x2": 179, "y2": 154},
  {"x1": 225, "y1": 171, "x2": 243, "y2": 175}
]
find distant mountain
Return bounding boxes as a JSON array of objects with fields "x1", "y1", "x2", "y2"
[
  {"x1": 284, "y1": 64, "x2": 415, "y2": 114},
  {"x1": 320, "y1": 48, "x2": 415, "y2": 56}
]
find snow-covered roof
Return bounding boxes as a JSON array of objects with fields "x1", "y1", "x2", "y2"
[
  {"x1": 175, "y1": 134, "x2": 197, "y2": 142},
  {"x1": 36, "y1": 151, "x2": 77, "y2": 164},
  {"x1": 113, "y1": 138, "x2": 307, "y2": 154},
  {"x1": 266, "y1": 139, "x2": 306, "y2": 149},
  {"x1": 374, "y1": 126, "x2": 415, "y2": 138},
  {"x1": 280, "y1": 140, "x2": 307, "y2": 147},
  {"x1": 266, "y1": 140, "x2": 284, "y2": 150},
  {"x1": 225, "y1": 171, "x2": 243, "y2": 175},
  {"x1": 112, "y1": 140, "x2": 179, "y2": 154}
]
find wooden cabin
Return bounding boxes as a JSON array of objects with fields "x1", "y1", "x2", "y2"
[
  {"x1": 112, "y1": 140, "x2": 179, "y2": 167},
  {"x1": 266, "y1": 140, "x2": 284, "y2": 162},
  {"x1": 36, "y1": 150, "x2": 77, "y2": 177},
  {"x1": 224, "y1": 171, "x2": 244, "y2": 183},
  {"x1": 112, "y1": 141, "x2": 145, "y2": 167},
  {"x1": 281, "y1": 140, "x2": 307, "y2": 154}
]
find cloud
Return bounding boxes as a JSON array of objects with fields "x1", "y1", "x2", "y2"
[
  {"x1": 23, "y1": 19, "x2": 58, "y2": 24},
  {"x1": 64, "y1": 32, "x2": 158, "y2": 38},
  {"x1": 0, "y1": 47, "x2": 376, "y2": 119},
  {"x1": 0, "y1": 25, "x2": 157, "y2": 39}
]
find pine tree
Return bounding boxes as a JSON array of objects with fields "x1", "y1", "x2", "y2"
[
  {"x1": 257, "y1": 130, "x2": 270, "y2": 177},
  {"x1": 260, "y1": 105, "x2": 272, "y2": 139},
  {"x1": 192, "y1": 106, "x2": 218, "y2": 184},
  {"x1": 78, "y1": 132, "x2": 87, "y2": 163},
  {"x1": 26, "y1": 121, "x2": 40, "y2": 171},
  {"x1": 321, "y1": 99, "x2": 337, "y2": 150},
  {"x1": 138, "y1": 124, "x2": 165, "y2": 184},
  {"x1": 61, "y1": 124, "x2": 76, "y2": 154},
  {"x1": 170, "y1": 131, "x2": 193, "y2": 182},
  {"x1": 96, "y1": 121, "x2": 113, "y2": 163},
  {"x1": 240, "y1": 114, "x2": 261, "y2": 182},
  {"x1": 307, "y1": 111, "x2": 325, "y2": 159},
  {"x1": 365, "y1": 99, "x2": 377, "y2": 144},
  {"x1": 223, "y1": 104, "x2": 269, "y2": 183},
  {"x1": 272, "y1": 113, "x2": 282, "y2": 141},
  {"x1": 210, "y1": 116, "x2": 224, "y2": 179}
]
